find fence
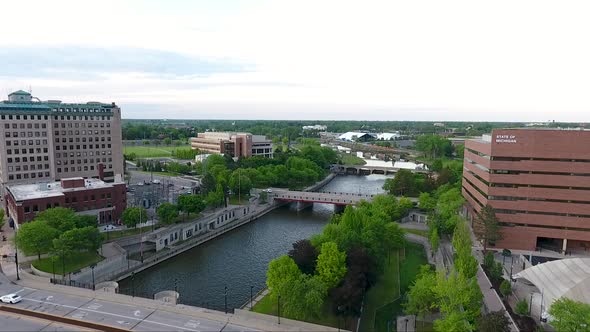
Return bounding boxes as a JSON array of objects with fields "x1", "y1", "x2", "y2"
[{"x1": 50, "y1": 278, "x2": 94, "y2": 290}]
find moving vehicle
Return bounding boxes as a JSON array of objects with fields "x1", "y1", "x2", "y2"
[
  {"x1": 0, "y1": 294, "x2": 22, "y2": 304},
  {"x1": 102, "y1": 224, "x2": 116, "y2": 231},
  {"x1": 264, "y1": 188, "x2": 273, "y2": 193},
  {"x1": 152, "y1": 179, "x2": 161, "y2": 184},
  {"x1": 137, "y1": 182, "x2": 144, "y2": 186}
]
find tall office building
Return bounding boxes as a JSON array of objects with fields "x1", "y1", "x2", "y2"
[
  {"x1": 0, "y1": 90, "x2": 124, "y2": 199},
  {"x1": 462, "y1": 128, "x2": 590, "y2": 252}
]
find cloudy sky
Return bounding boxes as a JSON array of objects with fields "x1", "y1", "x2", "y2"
[{"x1": 1, "y1": 0, "x2": 590, "y2": 121}]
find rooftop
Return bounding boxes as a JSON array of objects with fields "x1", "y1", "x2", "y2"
[{"x1": 7, "y1": 178, "x2": 118, "y2": 201}]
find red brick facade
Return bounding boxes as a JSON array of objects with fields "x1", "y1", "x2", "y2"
[
  {"x1": 5, "y1": 180, "x2": 126, "y2": 225},
  {"x1": 462, "y1": 129, "x2": 590, "y2": 252}
]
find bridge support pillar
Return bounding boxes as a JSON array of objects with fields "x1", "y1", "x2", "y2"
[
  {"x1": 296, "y1": 201, "x2": 313, "y2": 211},
  {"x1": 334, "y1": 205, "x2": 346, "y2": 213}
]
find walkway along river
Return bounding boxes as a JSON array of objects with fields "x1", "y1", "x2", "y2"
[{"x1": 118, "y1": 175, "x2": 390, "y2": 312}]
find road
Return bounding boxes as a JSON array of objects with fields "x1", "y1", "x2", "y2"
[{"x1": 0, "y1": 311, "x2": 87, "y2": 332}]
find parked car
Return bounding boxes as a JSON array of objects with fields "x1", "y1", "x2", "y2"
[
  {"x1": 0, "y1": 294, "x2": 22, "y2": 304},
  {"x1": 264, "y1": 188, "x2": 273, "y2": 193},
  {"x1": 102, "y1": 224, "x2": 116, "y2": 231},
  {"x1": 152, "y1": 179, "x2": 161, "y2": 184},
  {"x1": 137, "y1": 182, "x2": 144, "y2": 186}
]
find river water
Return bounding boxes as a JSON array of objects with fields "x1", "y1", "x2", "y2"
[{"x1": 118, "y1": 174, "x2": 390, "y2": 311}]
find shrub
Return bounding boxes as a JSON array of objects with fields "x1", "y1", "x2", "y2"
[
  {"x1": 483, "y1": 251, "x2": 495, "y2": 270},
  {"x1": 500, "y1": 280, "x2": 512, "y2": 297},
  {"x1": 515, "y1": 298, "x2": 529, "y2": 316}
]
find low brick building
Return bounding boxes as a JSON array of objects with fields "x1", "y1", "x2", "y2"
[{"x1": 5, "y1": 177, "x2": 126, "y2": 226}]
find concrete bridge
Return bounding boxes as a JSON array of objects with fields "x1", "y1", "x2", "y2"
[
  {"x1": 272, "y1": 189, "x2": 375, "y2": 206},
  {"x1": 330, "y1": 164, "x2": 429, "y2": 175}
]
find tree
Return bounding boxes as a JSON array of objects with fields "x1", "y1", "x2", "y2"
[
  {"x1": 473, "y1": 205, "x2": 502, "y2": 252},
  {"x1": 35, "y1": 207, "x2": 79, "y2": 232},
  {"x1": 515, "y1": 298, "x2": 529, "y2": 316},
  {"x1": 163, "y1": 137, "x2": 172, "y2": 145},
  {"x1": 206, "y1": 183, "x2": 226, "y2": 208},
  {"x1": 200, "y1": 173, "x2": 216, "y2": 195},
  {"x1": 121, "y1": 207, "x2": 147, "y2": 228},
  {"x1": 259, "y1": 190, "x2": 268, "y2": 204},
  {"x1": 406, "y1": 265, "x2": 437, "y2": 324},
  {"x1": 477, "y1": 311, "x2": 510, "y2": 332},
  {"x1": 384, "y1": 222, "x2": 406, "y2": 261},
  {"x1": 419, "y1": 192, "x2": 436, "y2": 211},
  {"x1": 177, "y1": 194, "x2": 205, "y2": 220},
  {"x1": 266, "y1": 255, "x2": 301, "y2": 295},
  {"x1": 483, "y1": 251, "x2": 496, "y2": 271},
  {"x1": 434, "y1": 310, "x2": 472, "y2": 332},
  {"x1": 434, "y1": 270, "x2": 483, "y2": 326},
  {"x1": 59, "y1": 226, "x2": 102, "y2": 252},
  {"x1": 280, "y1": 274, "x2": 327, "y2": 321},
  {"x1": 0, "y1": 208, "x2": 5, "y2": 230},
  {"x1": 76, "y1": 215, "x2": 98, "y2": 228},
  {"x1": 383, "y1": 169, "x2": 416, "y2": 196},
  {"x1": 500, "y1": 280, "x2": 512, "y2": 298},
  {"x1": 429, "y1": 228, "x2": 440, "y2": 256},
  {"x1": 288, "y1": 239, "x2": 318, "y2": 275},
  {"x1": 16, "y1": 221, "x2": 59, "y2": 260},
  {"x1": 431, "y1": 159, "x2": 444, "y2": 172},
  {"x1": 229, "y1": 170, "x2": 253, "y2": 200},
  {"x1": 316, "y1": 241, "x2": 347, "y2": 289},
  {"x1": 157, "y1": 203, "x2": 178, "y2": 224},
  {"x1": 548, "y1": 297, "x2": 590, "y2": 332}
]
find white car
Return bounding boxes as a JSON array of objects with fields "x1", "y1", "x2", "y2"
[
  {"x1": 102, "y1": 224, "x2": 116, "y2": 231},
  {"x1": 0, "y1": 294, "x2": 22, "y2": 304},
  {"x1": 137, "y1": 182, "x2": 144, "y2": 186},
  {"x1": 152, "y1": 179, "x2": 161, "y2": 184},
  {"x1": 264, "y1": 188, "x2": 273, "y2": 193}
]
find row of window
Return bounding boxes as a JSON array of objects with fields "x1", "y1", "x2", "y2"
[
  {"x1": 64, "y1": 193, "x2": 112, "y2": 203},
  {"x1": 491, "y1": 169, "x2": 590, "y2": 176},
  {"x1": 4, "y1": 123, "x2": 47, "y2": 129},
  {"x1": 7, "y1": 164, "x2": 50, "y2": 172},
  {"x1": 55, "y1": 136, "x2": 111, "y2": 143},
  {"x1": 8, "y1": 172, "x2": 50, "y2": 180},
  {"x1": 57, "y1": 165, "x2": 112, "y2": 173},
  {"x1": 6, "y1": 139, "x2": 48, "y2": 146},
  {"x1": 0, "y1": 115, "x2": 49, "y2": 120},
  {"x1": 54, "y1": 144, "x2": 112, "y2": 151},
  {"x1": 5, "y1": 131, "x2": 48, "y2": 138},
  {"x1": 6, "y1": 148, "x2": 48, "y2": 154},
  {"x1": 54, "y1": 130, "x2": 111, "y2": 135},
  {"x1": 57, "y1": 157, "x2": 112, "y2": 164},
  {"x1": 54, "y1": 122, "x2": 110, "y2": 128},
  {"x1": 23, "y1": 202, "x2": 59, "y2": 213},
  {"x1": 7, "y1": 156, "x2": 49, "y2": 163},
  {"x1": 52, "y1": 110, "x2": 111, "y2": 116},
  {"x1": 489, "y1": 195, "x2": 590, "y2": 205}
]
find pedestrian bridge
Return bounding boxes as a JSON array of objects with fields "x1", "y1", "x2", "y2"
[
  {"x1": 272, "y1": 190, "x2": 375, "y2": 206},
  {"x1": 330, "y1": 164, "x2": 429, "y2": 175}
]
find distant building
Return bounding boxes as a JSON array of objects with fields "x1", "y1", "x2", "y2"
[
  {"x1": 302, "y1": 125, "x2": 327, "y2": 131},
  {"x1": 462, "y1": 128, "x2": 590, "y2": 252},
  {"x1": 338, "y1": 132, "x2": 375, "y2": 142},
  {"x1": 0, "y1": 90, "x2": 124, "y2": 201},
  {"x1": 190, "y1": 132, "x2": 273, "y2": 158},
  {"x1": 377, "y1": 132, "x2": 400, "y2": 140},
  {"x1": 433, "y1": 122, "x2": 445, "y2": 127},
  {"x1": 5, "y1": 177, "x2": 126, "y2": 226}
]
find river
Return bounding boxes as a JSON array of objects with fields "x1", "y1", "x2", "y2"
[{"x1": 118, "y1": 174, "x2": 390, "y2": 311}]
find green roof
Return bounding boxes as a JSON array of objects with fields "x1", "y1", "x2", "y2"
[{"x1": 8, "y1": 90, "x2": 31, "y2": 96}]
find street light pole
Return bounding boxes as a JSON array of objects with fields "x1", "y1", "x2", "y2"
[
  {"x1": 91, "y1": 264, "x2": 96, "y2": 290},
  {"x1": 131, "y1": 272, "x2": 135, "y2": 297},
  {"x1": 539, "y1": 289, "x2": 544, "y2": 321},
  {"x1": 277, "y1": 294, "x2": 281, "y2": 325},
  {"x1": 529, "y1": 293, "x2": 533, "y2": 315},
  {"x1": 224, "y1": 286, "x2": 228, "y2": 314},
  {"x1": 52, "y1": 258, "x2": 56, "y2": 280},
  {"x1": 14, "y1": 248, "x2": 20, "y2": 281}
]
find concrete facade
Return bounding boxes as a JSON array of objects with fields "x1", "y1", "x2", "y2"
[
  {"x1": 190, "y1": 132, "x2": 272, "y2": 158},
  {"x1": 0, "y1": 91, "x2": 124, "y2": 198},
  {"x1": 462, "y1": 128, "x2": 590, "y2": 251}
]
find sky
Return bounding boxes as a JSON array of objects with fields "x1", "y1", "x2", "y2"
[{"x1": 1, "y1": 0, "x2": 590, "y2": 121}]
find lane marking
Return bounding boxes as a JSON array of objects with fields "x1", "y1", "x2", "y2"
[
  {"x1": 22, "y1": 297, "x2": 201, "y2": 331},
  {"x1": 133, "y1": 310, "x2": 141, "y2": 317}
]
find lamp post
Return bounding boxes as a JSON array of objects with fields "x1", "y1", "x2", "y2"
[
  {"x1": 405, "y1": 318, "x2": 409, "y2": 332},
  {"x1": 131, "y1": 272, "x2": 135, "y2": 297},
  {"x1": 224, "y1": 286, "x2": 228, "y2": 314},
  {"x1": 250, "y1": 286, "x2": 253, "y2": 309},
  {"x1": 539, "y1": 289, "x2": 544, "y2": 321},
  {"x1": 14, "y1": 249, "x2": 20, "y2": 281},
  {"x1": 529, "y1": 293, "x2": 533, "y2": 315},
  {"x1": 52, "y1": 257, "x2": 56, "y2": 280},
  {"x1": 90, "y1": 264, "x2": 96, "y2": 291}
]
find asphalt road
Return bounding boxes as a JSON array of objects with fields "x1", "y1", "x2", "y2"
[{"x1": 0, "y1": 281, "x2": 259, "y2": 332}]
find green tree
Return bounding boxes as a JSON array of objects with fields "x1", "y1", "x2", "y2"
[
  {"x1": 431, "y1": 159, "x2": 444, "y2": 172},
  {"x1": 207, "y1": 183, "x2": 226, "y2": 208},
  {"x1": 0, "y1": 208, "x2": 5, "y2": 230},
  {"x1": 406, "y1": 265, "x2": 437, "y2": 324},
  {"x1": 477, "y1": 311, "x2": 510, "y2": 332},
  {"x1": 434, "y1": 270, "x2": 483, "y2": 326},
  {"x1": 429, "y1": 228, "x2": 440, "y2": 256},
  {"x1": 121, "y1": 207, "x2": 147, "y2": 228},
  {"x1": 515, "y1": 298, "x2": 529, "y2": 316},
  {"x1": 419, "y1": 192, "x2": 436, "y2": 211},
  {"x1": 474, "y1": 205, "x2": 502, "y2": 252},
  {"x1": 548, "y1": 297, "x2": 590, "y2": 332},
  {"x1": 35, "y1": 207, "x2": 78, "y2": 232},
  {"x1": 157, "y1": 203, "x2": 178, "y2": 224},
  {"x1": 280, "y1": 274, "x2": 327, "y2": 320},
  {"x1": 76, "y1": 215, "x2": 98, "y2": 228},
  {"x1": 383, "y1": 169, "x2": 416, "y2": 196},
  {"x1": 177, "y1": 194, "x2": 205, "y2": 220},
  {"x1": 266, "y1": 255, "x2": 301, "y2": 302},
  {"x1": 16, "y1": 221, "x2": 59, "y2": 259},
  {"x1": 384, "y1": 222, "x2": 406, "y2": 262},
  {"x1": 500, "y1": 280, "x2": 512, "y2": 298},
  {"x1": 59, "y1": 226, "x2": 102, "y2": 252},
  {"x1": 316, "y1": 241, "x2": 347, "y2": 289},
  {"x1": 164, "y1": 137, "x2": 172, "y2": 145},
  {"x1": 229, "y1": 170, "x2": 253, "y2": 200},
  {"x1": 259, "y1": 191, "x2": 268, "y2": 204},
  {"x1": 434, "y1": 310, "x2": 472, "y2": 332}
]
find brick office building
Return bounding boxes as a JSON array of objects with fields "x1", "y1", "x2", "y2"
[
  {"x1": 5, "y1": 177, "x2": 126, "y2": 226},
  {"x1": 190, "y1": 132, "x2": 273, "y2": 158},
  {"x1": 462, "y1": 128, "x2": 590, "y2": 252}
]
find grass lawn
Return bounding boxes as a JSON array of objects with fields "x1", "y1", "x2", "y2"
[
  {"x1": 359, "y1": 250, "x2": 401, "y2": 332},
  {"x1": 32, "y1": 252, "x2": 103, "y2": 275},
  {"x1": 103, "y1": 225, "x2": 153, "y2": 240},
  {"x1": 367, "y1": 242, "x2": 429, "y2": 332},
  {"x1": 136, "y1": 170, "x2": 179, "y2": 177},
  {"x1": 253, "y1": 293, "x2": 353, "y2": 329},
  {"x1": 123, "y1": 146, "x2": 194, "y2": 158},
  {"x1": 340, "y1": 153, "x2": 367, "y2": 165},
  {"x1": 403, "y1": 228, "x2": 429, "y2": 238}
]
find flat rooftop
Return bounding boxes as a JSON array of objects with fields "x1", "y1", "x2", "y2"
[{"x1": 7, "y1": 178, "x2": 118, "y2": 201}]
